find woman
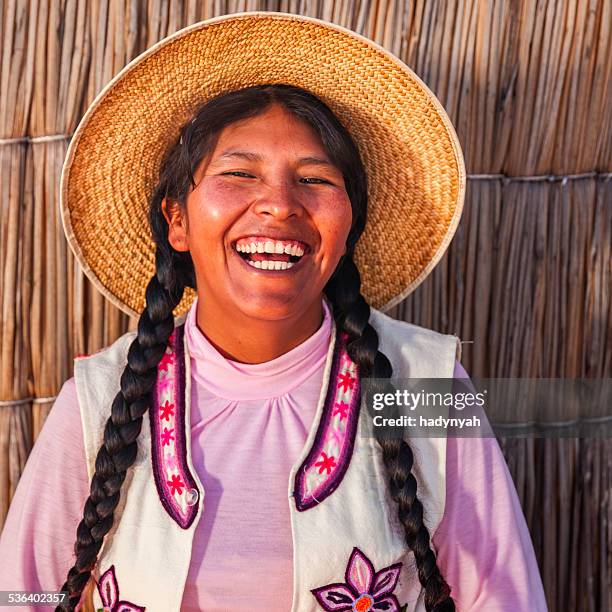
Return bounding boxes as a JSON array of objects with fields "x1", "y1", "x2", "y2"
[{"x1": 0, "y1": 12, "x2": 546, "y2": 612}]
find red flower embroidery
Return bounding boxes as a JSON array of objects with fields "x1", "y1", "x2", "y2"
[
  {"x1": 159, "y1": 352, "x2": 174, "y2": 372},
  {"x1": 337, "y1": 371, "x2": 355, "y2": 393},
  {"x1": 159, "y1": 401, "x2": 175, "y2": 421},
  {"x1": 333, "y1": 400, "x2": 349, "y2": 420},
  {"x1": 167, "y1": 474, "x2": 185, "y2": 496},
  {"x1": 315, "y1": 451, "x2": 337, "y2": 475},
  {"x1": 161, "y1": 427, "x2": 175, "y2": 446}
]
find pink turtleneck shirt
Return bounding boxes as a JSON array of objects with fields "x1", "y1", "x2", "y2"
[{"x1": 0, "y1": 299, "x2": 547, "y2": 610}]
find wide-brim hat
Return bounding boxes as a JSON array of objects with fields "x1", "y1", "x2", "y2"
[{"x1": 60, "y1": 11, "x2": 466, "y2": 318}]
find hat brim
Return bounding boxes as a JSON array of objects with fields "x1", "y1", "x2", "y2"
[{"x1": 60, "y1": 11, "x2": 466, "y2": 319}]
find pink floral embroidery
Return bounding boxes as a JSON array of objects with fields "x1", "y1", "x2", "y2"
[
  {"x1": 159, "y1": 351, "x2": 173, "y2": 372},
  {"x1": 160, "y1": 427, "x2": 174, "y2": 446},
  {"x1": 167, "y1": 474, "x2": 185, "y2": 496},
  {"x1": 159, "y1": 401, "x2": 175, "y2": 421},
  {"x1": 150, "y1": 325, "x2": 199, "y2": 529},
  {"x1": 312, "y1": 548, "x2": 403, "y2": 611},
  {"x1": 96, "y1": 564, "x2": 145, "y2": 611},
  {"x1": 333, "y1": 400, "x2": 349, "y2": 420},
  {"x1": 294, "y1": 331, "x2": 361, "y2": 511},
  {"x1": 337, "y1": 371, "x2": 355, "y2": 393},
  {"x1": 166, "y1": 453, "x2": 177, "y2": 471},
  {"x1": 314, "y1": 451, "x2": 337, "y2": 475}
]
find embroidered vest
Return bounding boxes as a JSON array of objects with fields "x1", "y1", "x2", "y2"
[{"x1": 74, "y1": 308, "x2": 461, "y2": 612}]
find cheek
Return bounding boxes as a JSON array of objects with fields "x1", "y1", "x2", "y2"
[
  {"x1": 187, "y1": 181, "x2": 247, "y2": 242},
  {"x1": 315, "y1": 194, "x2": 353, "y2": 255}
]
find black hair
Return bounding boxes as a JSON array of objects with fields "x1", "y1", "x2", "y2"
[{"x1": 57, "y1": 84, "x2": 454, "y2": 611}]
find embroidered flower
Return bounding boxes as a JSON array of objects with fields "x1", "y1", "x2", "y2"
[
  {"x1": 312, "y1": 547, "x2": 402, "y2": 612},
  {"x1": 160, "y1": 427, "x2": 175, "y2": 446},
  {"x1": 166, "y1": 453, "x2": 178, "y2": 471},
  {"x1": 167, "y1": 474, "x2": 185, "y2": 496},
  {"x1": 337, "y1": 371, "x2": 355, "y2": 393},
  {"x1": 96, "y1": 564, "x2": 145, "y2": 611},
  {"x1": 159, "y1": 351, "x2": 174, "y2": 373},
  {"x1": 314, "y1": 451, "x2": 337, "y2": 475},
  {"x1": 159, "y1": 400, "x2": 175, "y2": 421},
  {"x1": 333, "y1": 400, "x2": 350, "y2": 420}
]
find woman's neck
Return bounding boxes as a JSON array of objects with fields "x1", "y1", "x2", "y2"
[{"x1": 194, "y1": 296, "x2": 325, "y2": 364}]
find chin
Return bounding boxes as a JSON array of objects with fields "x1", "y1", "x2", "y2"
[{"x1": 232, "y1": 288, "x2": 314, "y2": 321}]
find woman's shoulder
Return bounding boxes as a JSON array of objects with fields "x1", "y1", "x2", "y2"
[
  {"x1": 74, "y1": 314, "x2": 188, "y2": 370},
  {"x1": 74, "y1": 329, "x2": 137, "y2": 372},
  {"x1": 369, "y1": 307, "x2": 462, "y2": 363}
]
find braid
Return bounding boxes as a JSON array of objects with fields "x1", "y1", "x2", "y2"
[
  {"x1": 325, "y1": 253, "x2": 455, "y2": 611},
  {"x1": 56, "y1": 249, "x2": 187, "y2": 611}
]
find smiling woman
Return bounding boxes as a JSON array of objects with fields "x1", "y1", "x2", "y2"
[
  {"x1": 161, "y1": 102, "x2": 353, "y2": 363},
  {"x1": 0, "y1": 11, "x2": 546, "y2": 612}
]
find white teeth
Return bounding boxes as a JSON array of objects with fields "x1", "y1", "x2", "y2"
[
  {"x1": 245, "y1": 259, "x2": 294, "y2": 270},
  {"x1": 236, "y1": 239, "x2": 306, "y2": 260}
]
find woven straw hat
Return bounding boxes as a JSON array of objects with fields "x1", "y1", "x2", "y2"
[{"x1": 60, "y1": 11, "x2": 466, "y2": 318}]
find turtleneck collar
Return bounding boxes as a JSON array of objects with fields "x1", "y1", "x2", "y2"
[{"x1": 184, "y1": 297, "x2": 333, "y2": 401}]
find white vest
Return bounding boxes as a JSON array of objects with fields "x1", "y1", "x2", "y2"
[{"x1": 74, "y1": 307, "x2": 460, "y2": 612}]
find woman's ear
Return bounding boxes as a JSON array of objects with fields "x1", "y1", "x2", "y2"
[{"x1": 161, "y1": 198, "x2": 189, "y2": 252}]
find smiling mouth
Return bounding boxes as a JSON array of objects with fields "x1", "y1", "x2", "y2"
[{"x1": 233, "y1": 237, "x2": 308, "y2": 271}]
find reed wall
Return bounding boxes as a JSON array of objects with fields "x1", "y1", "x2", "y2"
[{"x1": 1, "y1": 1, "x2": 610, "y2": 609}]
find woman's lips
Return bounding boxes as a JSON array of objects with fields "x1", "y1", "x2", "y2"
[{"x1": 232, "y1": 236, "x2": 309, "y2": 271}]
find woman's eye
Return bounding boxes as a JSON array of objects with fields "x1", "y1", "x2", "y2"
[
  {"x1": 300, "y1": 177, "x2": 329, "y2": 184},
  {"x1": 221, "y1": 172, "x2": 329, "y2": 184},
  {"x1": 222, "y1": 171, "x2": 253, "y2": 178}
]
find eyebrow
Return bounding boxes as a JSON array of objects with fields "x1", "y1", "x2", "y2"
[{"x1": 215, "y1": 149, "x2": 336, "y2": 168}]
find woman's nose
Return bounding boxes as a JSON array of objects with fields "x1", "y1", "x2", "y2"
[{"x1": 252, "y1": 181, "x2": 304, "y2": 220}]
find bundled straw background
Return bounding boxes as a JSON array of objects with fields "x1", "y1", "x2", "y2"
[{"x1": 0, "y1": 1, "x2": 610, "y2": 610}]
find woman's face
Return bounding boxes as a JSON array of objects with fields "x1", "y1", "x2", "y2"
[{"x1": 163, "y1": 103, "x2": 353, "y2": 322}]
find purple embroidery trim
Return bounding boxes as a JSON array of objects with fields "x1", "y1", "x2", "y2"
[
  {"x1": 293, "y1": 330, "x2": 361, "y2": 511},
  {"x1": 150, "y1": 324, "x2": 199, "y2": 529},
  {"x1": 97, "y1": 564, "x2": 146, "y2": 611},
  {"x1": 311, "y1": 547, "x2": 403, "y2": 611}
]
